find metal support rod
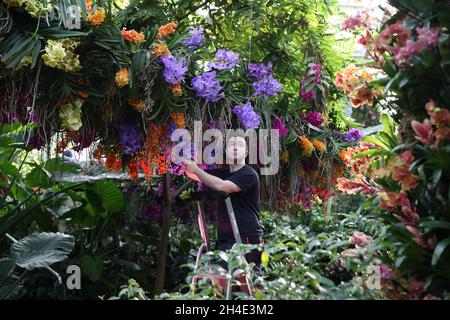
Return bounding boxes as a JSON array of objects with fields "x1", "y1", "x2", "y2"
[{"x1": 224, "y1": 197, "x2": 242, "y2": 244}]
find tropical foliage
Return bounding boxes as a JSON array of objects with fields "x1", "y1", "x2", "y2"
[{"x1": 1, "y1": 0, "x2": 450, "y2": 301}]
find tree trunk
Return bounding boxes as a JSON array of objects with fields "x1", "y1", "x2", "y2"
[{"x1": 153, "y1": 172, "x2": 172, "y2": 296}]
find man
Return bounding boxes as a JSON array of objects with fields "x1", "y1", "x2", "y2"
[{"x1": 183, "y1": 134, "x2": 263, "y2": 270}]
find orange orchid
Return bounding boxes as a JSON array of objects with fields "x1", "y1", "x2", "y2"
[
  {"x1": 311, "y1": 139, "x2": 326, "y2": 152},
  {"x1": 128, "y1": 159, "x2": 139, "y2": 181},
  {"x1": 170, "y1": 82, "x2": 183, "y2": 96},
  {"x1": 157, "y1": 22, "x2": 177, "y2": 40},
  {"x1": 121, "y1": 28, "x2": 145, "y2": 44},
  {"x1": 115, "y1": 68, "x2": 129, "y2": 88},
  {"x1": 105, "y1": 153, "x2": 121, "y2": 171},
  {"x1": 299, "y1": 135, "x2": 314, "y2": 157},
  {"x1": 86, "y1": 7, "x2": 106, "y2": 27},
  {"x1": 392, "y1": 166, "x2": 420, "y2": 191},
  {"x1": 153, "y1": 44, "x2": 170, "y2": 57}
]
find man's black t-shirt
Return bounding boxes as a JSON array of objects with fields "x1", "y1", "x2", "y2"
[{"x1": 206, "y1": 165, "x2": 263, "y2": 242}]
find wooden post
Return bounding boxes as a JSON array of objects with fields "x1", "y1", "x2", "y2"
[{"x1": 153, "y1": 172, "x2": 172, "y2": 296}]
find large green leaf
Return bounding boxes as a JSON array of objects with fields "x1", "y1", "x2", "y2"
[
  {"x1": 10, "y1": 232, "x2": 74, "y2": 270},
  {"x1": 91, "y1": 180, "x2": 124, "y2": 213},
  {"x1": 80, "y1": 255, "x2": 103, "y2": 282},
  {"x1": 431, "y1": 237, "x2": 450, "y2": 267}
]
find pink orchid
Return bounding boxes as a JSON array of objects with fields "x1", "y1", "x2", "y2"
[
  {"x1": 379, "y1": 264, "x2": 395, "y2": 280},
  {"x1": 349, "y1": 231, "x2": 373, "y2": 248},
  {"x1": 341, "y1": 8, "x2": 375, "y2": 31},
  {"x1": 411, "y1": 119, "x2": 434, "y2": 144},
  {"x1": 399, "y1": 150, "x2": 414, "y2": 166},
  {"x1": 416, "y1": 27, "x2": 440, "y2": 47},
  {"x1": 406, "y1": 226, "x2": 430, "y2": 249},
  {"x1": 337, "y1": 176, "x2": 377, "y2": 195}
]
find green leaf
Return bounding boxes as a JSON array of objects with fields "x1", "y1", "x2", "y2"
[
  {"x1": 362, "y1": 136, "x2": 389, "y2": 150},
  {"x1": 26, "y1": 166, "x2": 51, "y2": 188},
  {"x1": 421, "y1": 221, "x2": 450, "y2": 231},
  {"x1": 91, "y1": 180, "x2": 124, "y2": 213},
  {"x1": 431, "y1": 237, "x2": 450, "y2": 267},
  {"x1": 352, "y1": 149, "x2": 389, "y2": 159},
  {"x1": 0, "y1": 258, "x2": 15, "y2": 282},
  {"x1": 0, "y1": 160, "x2": 18, "y2": 177},
  {"x1": 10, "y1": 232, "x2": 74, "y2": 270},
  {"x1": 432, "y1": 169, "x2": 442, "y2": 186},
  {"x1": 80, "y1": 255, "x2": 103, "y2": 282}
]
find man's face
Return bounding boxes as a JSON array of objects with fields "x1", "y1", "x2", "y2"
[{"x1": 226, "y1": 136, "x2": 247, "y2": 163}]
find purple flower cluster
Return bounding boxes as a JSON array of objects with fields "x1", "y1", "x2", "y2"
[
  {"x1": 191, "y1": 71, "x2": 223, "y2": 102},
  {"x1": 183, "y1": 26, "x2": 205, "y2": 50},
  {"x1": 247, "y1": 61, "x2": 282, "y2": 99},
  {"x1": 232, "y1": 101, "x2": 261, "y2": 129},
  {"x1": 119, "y1": 120, "x2": 142, "y2": 154},
  {"x1": 309, "y1": 64, "x2": 322, "y2": 82},
  {"x1": 299, "y1": 181, "x2": 313, "y2": 209},
  {"x1": 207, "y1": 49, "x2": 239, "y2": 70},
  {"x1": 300, "y1": 80, "x2": 314, "y2": 102},
  {"x1": 252, "y1": 74, "x2": 282, "y2": 100},
  {"x1": 340, "y1": 128, "x2": 364, "y2": 143},
  {"x1": 300, "y1": 64, "x2": 321, "y2": 103},
  {"x1": 272, "y1": 116, "x2": 289, "y2": 137},
  {"x1": 247, "y1": 62, "x2": 272, "y2": 80},
  {"x1": 301, "y1": 111, "x2": 324, "y2": 127},
  {"x1": 160, "y1": 55, "x2": 188, "y2": 85},
  {"x1": 175, "y1": 205, "x2": 192, "y2": 224}
]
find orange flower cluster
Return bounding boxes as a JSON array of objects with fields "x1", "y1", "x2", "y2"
[
  {"x1": 105, "y1": 152, "x2": 122, "y2": 171},
  {"x1": 86, "y1": 7, "x2": 105, "y2": 27},
  {"x1": 391, "y1": 151, "x2": 420, "y2": 191},
  {"x1": 421, "y1": 100, "x2": 450, "y2": 147},
  {"x1": 127, "y1": 159, "x2": 139, "y2": 181},
  {"x1": 157, "y1": 22, "x2": 177, "y2": 40},
  {"x1": 336, "y1": 175, "x2": 377, "y2": 195},
  {"x1": 339, "y1": 142, "x2": 373, "y2": 175},
  {"x1": 334, "y1": 65, "x2": 382, "y2": 108},
  {"x1": 148, "y1": 123, "x2": 166, "y2": 151},
  {"x1": 134, "y1": 123, "x2": 171, "y2": 181},
  {"x1": 298, "y1": 136, "x2": 314, "y2": 157},
  {"x1": 139, "y1": 157, "x2": 153, "y2": 181},
  {"x1": 121, "y1": 28, "x2": 145, "y2": 44},
  {"x1": 170, "y1": 82, "x2": 183, "y2": 96},
  {"x1": 153, "y1": 44, "x2": 170, "y2": 57},
  {"x1": 115, "y1": 68, "x2": 129, "y2": 88},
  {"x1": 171, "y1": 112, "x2": 186, "y2": 128},
  {"x1": 154, "y1": 154, "x2": 167, "y2": 175},
  {"x1": 311, "y1": 139, "x2": 326, "y2": 152}
]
